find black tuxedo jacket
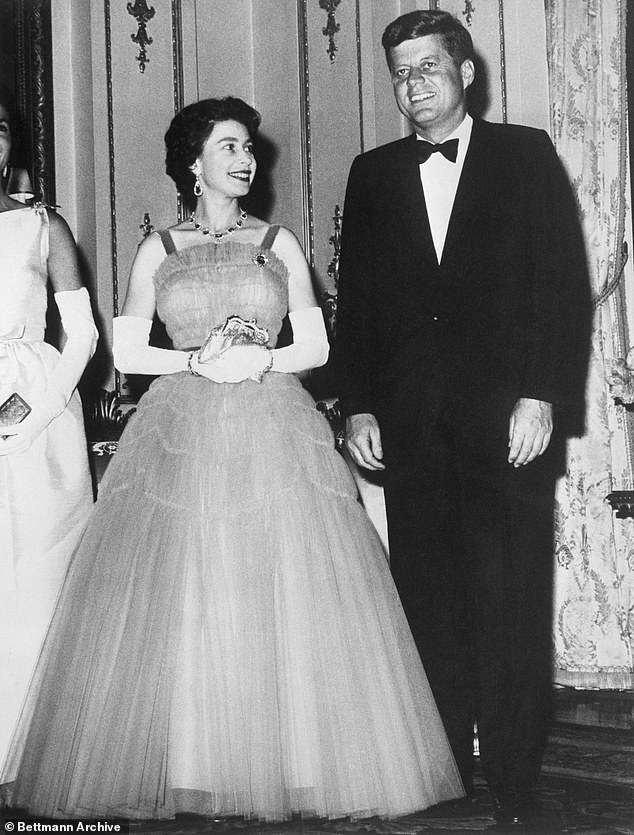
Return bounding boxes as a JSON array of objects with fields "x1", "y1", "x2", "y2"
[{"x1": 336, "y1": 118, "x2": 591, "y2": 439}]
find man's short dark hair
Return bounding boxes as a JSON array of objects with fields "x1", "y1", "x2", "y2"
[{"x1": 381, "y1": 10, "x2": 474, "y2": 70}]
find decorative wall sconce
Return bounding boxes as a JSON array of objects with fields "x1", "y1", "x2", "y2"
[
  {"x1": 319, "y1": 0, "x2": 341, "y2": 63},
  {"x1": 139, "y1": 212, "x2": 154, "y2": 237},
  {"x1": 462, "y1": 1, "x2": 476, "y2": 26},
  {"x1": 127, "y1": 0, "x2": 155, "y2": 72}
]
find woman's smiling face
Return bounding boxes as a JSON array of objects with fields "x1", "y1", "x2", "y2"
[{"x1": 193, "y1": 119, "x2": 256, "y2": 198}]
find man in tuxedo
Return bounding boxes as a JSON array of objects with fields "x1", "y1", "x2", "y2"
[{"x1": 336, "y1": 10, "x2": 591, "y2": 825}]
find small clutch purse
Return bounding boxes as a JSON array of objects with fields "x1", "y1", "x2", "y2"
[
  {"x1": 198, "y1": 315, "x2": 270, "y2": 364},
  {"x1": 0, "y1": 392, "x2": 32, "y2": 439}
]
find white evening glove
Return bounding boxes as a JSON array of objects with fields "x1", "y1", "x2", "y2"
[
  {"x1": 113, "y1": 315, "x2": 189, "y2": 375},
  {"x1": 113, "y1": 315, "x2": 225, "y2": 381},
  {"x1": 208, "y1": 344, "x2": 273, "y2": 383},
  {"x1": 270, "y1": 306, "x2": 329, "y2": 373},
  {"x1": 0, "y1": 287, "x2": 98, "y2": 456}
]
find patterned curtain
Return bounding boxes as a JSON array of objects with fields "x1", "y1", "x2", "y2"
[{"x1": 546, "y1": 0, "x2": 634, "y2": 689}]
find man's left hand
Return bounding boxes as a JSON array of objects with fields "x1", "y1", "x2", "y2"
[{"x1": 508, "y1": 398, "x2": 553, "y2": 467}]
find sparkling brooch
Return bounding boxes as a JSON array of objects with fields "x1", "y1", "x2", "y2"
[{"x1": 252, "y1": 252, "x2": 269, "y2": 267}]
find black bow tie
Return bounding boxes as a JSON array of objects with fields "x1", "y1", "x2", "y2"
[{"x1": 416, "y1": 138, "x2": 459, "y2": 164}]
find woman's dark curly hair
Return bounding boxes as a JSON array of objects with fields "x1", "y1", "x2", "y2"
[{"x1": 165, "y1": 97, "x2": 261, "y2": 207}]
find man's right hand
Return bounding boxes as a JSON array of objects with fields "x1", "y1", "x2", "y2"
[{"x1": 345, "y1": 413, "x2": 386, "y2": 471}]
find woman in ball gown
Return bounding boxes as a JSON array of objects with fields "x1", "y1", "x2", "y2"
[
  {"x1": 0, "y1": 88, "x2": 97, "y2": 772},
  {"x1": 2, "y1": 97, "x2": 463, "y2": 822}
]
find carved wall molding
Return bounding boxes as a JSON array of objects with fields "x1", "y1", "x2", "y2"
[
  {"x1": 30, "y1": 1, "x2": 48, "y2": 202},
  {"x1": 298, "y1": 0, "x2": 315, "y2": 269},
  {"x1": 103, "y1": 0, "x2": 127, "y2": 402},
  {"x1": 326, "y1": 203, "x2": 342, "y2": 287},
  {"x1": 171, "y1": 1, "x2": 184, "y2": 113},
  {"x1": 15, "y1": 3, "x2": 27, "y2": 123},
  {"x1": 171, "y1": 0, "x2": 185, "y2": 223},
  {"x1": 323, "y1": 204, "x2": 341, "y2": 337},
  {"x1": 319, "y1": 0, "x2": 341, "y2": 63},
  {"x1": 127, "y1": 0, "x2": 156, "y2": 73},
  {"x1": 498, "y1": 0, "x2": 508, "y2": 123},
  {"x1": 354, "y1": 0, "x2": 364, "y2": 153},
  {"x1": 13, "y1": 0, "x2": 53, "y2": 204}
]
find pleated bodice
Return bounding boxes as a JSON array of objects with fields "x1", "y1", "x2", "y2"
[{"x1": 153, "y1": 238, "x2": 288, "y2": 351}]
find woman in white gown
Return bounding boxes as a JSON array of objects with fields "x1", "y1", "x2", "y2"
[
  {"x1": 2, "y1": 97, "x2": 462, "y2": 822},
  {"x1": 0, "y1": 88, "x2": 98, "y2": 773}
]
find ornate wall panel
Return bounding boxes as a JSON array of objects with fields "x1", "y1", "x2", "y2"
[
  {"x1": 437, "y1": 0, "x2": 549, "y2": 130},
  {"x1": 52, "y1": 0, "x2": 97, "y2": 284},
  {"x1": 180, "y1": 0, "x2": 306, "y2": 263},
  {"x1": 499, "y1": 0, "x2": 550, "y2": 130},
  {"x1": 306, "y1": 0, "x2": 362, "y2": 291},
  {"x1": 102, "y1": 1, "x2": 178, "y2": 318},
  {"x1": 438, "y1": 0, "x2": 508, "y2": 122},
  {"x1": 54, "y1": 0, "x2": 182, "y2": 394}
]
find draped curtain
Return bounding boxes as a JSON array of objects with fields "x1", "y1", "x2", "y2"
[{"x1": 546, "y1": 0, "x2": 634, "y2": 689}]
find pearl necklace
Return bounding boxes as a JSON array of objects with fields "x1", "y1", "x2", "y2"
[{"x1": 189, "y1": 208, "x2": 247, "y2": 241}]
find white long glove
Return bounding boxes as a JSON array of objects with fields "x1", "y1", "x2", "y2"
[
  {"x1": 271, "y1": 306, "x2": 329, "y2": 373},
  {"x1": 0, "y1": 287, "x2": 98, "y2": 455},
  {"x1": 113, "y1": 316, "x2": 190, "y2": 375},
  {"x1": 113, "y1": 306, "x2": 329, "y2": 382},
  {"x1": 47, "y1": 288, "x2": 99, "y2": 413},
  {"x1": 113, "y1": 316, "x2": 244, "y2": 382},
  {"x1": 213, "y1": 307, "x2": 329, "y2": 381}
]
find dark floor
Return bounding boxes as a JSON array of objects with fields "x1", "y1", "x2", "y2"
[
  {"x1": 3, "y1": 691, "x2": 634, "y2": 835},
  {"x1": 120, "y1": 776, "x2": 634, "y2": 835},
  {"x1": 120, "y1": 724, "x2": 634, "y2": 835}
]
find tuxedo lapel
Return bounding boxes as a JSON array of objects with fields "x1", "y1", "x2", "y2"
[
  {"x1": 387, "y1": 134, "x2": 437, "y2": 267},
  {"x1": 441, "y1": 120, "x2": 494, "y2": 268},
  {"x1": 385, "y1": 126, "x2": 495, "y2": 273}
]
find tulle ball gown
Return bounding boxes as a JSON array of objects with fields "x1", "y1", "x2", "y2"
[
  {"x1": 0, "y1": 206, "x2": 93, "y2": 774},
  {"x1": 2, "y1": 227, "x2": 463, "y2": 822}
]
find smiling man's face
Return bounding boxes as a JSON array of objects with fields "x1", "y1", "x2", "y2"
[{"x1": 389, "y1": 34, "x2": 474, "y2": 143}]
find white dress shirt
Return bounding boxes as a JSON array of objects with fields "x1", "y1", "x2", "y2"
[{"x1": 417, "y1": 114, "x2": 473, "y2": 263}]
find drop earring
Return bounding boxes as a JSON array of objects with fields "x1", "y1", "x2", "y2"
[{"x1": 193, "y1": 174, "x2": 203, "y2": 198}]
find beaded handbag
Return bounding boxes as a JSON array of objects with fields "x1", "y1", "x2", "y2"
[
  {"x1": 198, "y1": 315, "x2": 270, "y2": 364},
  {"x1": 0, "y1": 392, "x2": 31, "y2": 439}
]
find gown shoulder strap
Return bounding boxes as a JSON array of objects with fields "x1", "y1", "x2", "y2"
[
  {"x1": 259, "y1": 224, "x2": 280, "y2": 251},
  {"x1": 157, "y1": 229, "x2": 177, "y2": 255}
]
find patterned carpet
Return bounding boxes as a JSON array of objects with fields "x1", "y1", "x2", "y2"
[
  {"x1": 3, "y1": 724, "x2": 633, "y2": 834},
  {"x1": 542, "y1": 724, "x2": 634, "y2": 789}
]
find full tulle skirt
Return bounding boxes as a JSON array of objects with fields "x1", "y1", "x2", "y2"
[{"x1": 2, "y1": 371, "x2": 463, "y2": 821}]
